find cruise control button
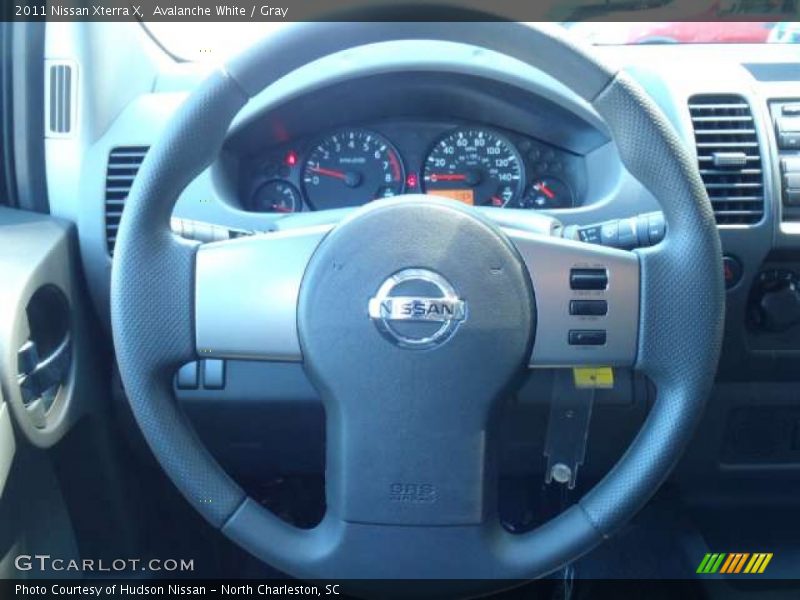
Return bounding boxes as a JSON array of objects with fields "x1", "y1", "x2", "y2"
[
  {"x1": 570, "y1": 268, "x2": 608, "y2": 291},
  {"x1": 568, "y1": 330, "x2": 607, "y2": 346},
  {"x1": 570, "y1": 300, "x2": 608, "y2": 316}
]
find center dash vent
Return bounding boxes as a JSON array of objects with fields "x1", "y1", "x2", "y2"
[
  {"x1": 689, "y1": 95, "x2": 764, "y2": 225},
  {"x1": 105, "y1": 146, "x2": 148, "y2": 255}
]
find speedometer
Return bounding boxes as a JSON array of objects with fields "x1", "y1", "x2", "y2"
[
  {"x1": 302, "y1": 129, "x2": 404, "y2": 210},
  {"x1": 422, "y1": 128, "x2": 524, "y2": 207}
]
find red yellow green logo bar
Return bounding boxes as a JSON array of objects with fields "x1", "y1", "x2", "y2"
[{"x1": 697, "y1": 553, "x2": 773, "y2": 574}]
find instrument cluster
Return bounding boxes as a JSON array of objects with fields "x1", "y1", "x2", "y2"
[{"x1": 239, "y1": 121, "x2": 587, "y2": 214}]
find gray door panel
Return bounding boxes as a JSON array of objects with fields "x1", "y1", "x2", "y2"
[
  {"x1": 0, "y1": 206, "x2": 88, "y2": 447},
  {"x1": 0, "y1": 399, "x2": 13, "y2": 499},
  {"x1": 0, "y1": 206, "x2": 90, "y2": 578}
]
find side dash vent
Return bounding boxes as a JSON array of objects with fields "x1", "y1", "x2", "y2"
[
  {"x1": 46, "y1": 61, "x2": 77, "y2": 136},
  {"x1": 105, "y1": 147, "x2": 148, "y2": 255},
  {"x1": 689, "y1": 95, "x2": 765, "y2": 225}
]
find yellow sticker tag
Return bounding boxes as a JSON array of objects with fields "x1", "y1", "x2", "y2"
[{"x1": 572, "y1": 367, "x2": 614, "y2": 389}]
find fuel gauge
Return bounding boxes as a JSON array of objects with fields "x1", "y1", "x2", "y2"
[
  {"x1": 520, "y1": 177, "x2": 574, "y2": 209},
  {"x1": 251, "y1": 180, "x2": 302, "y2": 213}
]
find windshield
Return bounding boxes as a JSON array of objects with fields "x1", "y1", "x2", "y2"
[
  {"x1": 147, "y1": 20, "x2": 800, "y2": 63},
  {"x1": 145, "y1": 22, "x2": 286, "y2": 62},
  {"x1": 565, "y1": 21, "x2": 796, "y2": 45}
]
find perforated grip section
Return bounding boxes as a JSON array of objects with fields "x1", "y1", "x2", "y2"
[
  {"x1": 579, "y1": 73, "x2": 725, "y2": 535},
  {"x1": 110, "y1": 71, "x2": 249, "y2": 527}
]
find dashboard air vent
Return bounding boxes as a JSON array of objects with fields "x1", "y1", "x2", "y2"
[
  {"x1": 689, "y1": 95, "x2": 764, "y2": 225},
  {"x1": 105, "y1": 146, "x2": 148, "y2": 255},
  {"x1": 46, "y1": 62, "x2": 77, "y2": 136}
]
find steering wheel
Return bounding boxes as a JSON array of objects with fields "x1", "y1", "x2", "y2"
[{"x1": 111, "y1": 21, "x2": 724, "y2": 588}]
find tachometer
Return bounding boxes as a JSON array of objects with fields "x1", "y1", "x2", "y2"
[
  {"x1": 302, "y1": 129, "x2": 404, "y2": 209},
  {"x1": 422, "y1": 128, "x2": 524, "y2": 207}
]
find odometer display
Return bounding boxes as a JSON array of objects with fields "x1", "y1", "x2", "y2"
[
  {"x1": 423, "y1": 128, "x2": 524, "y2": 207},
  {"x1": 302, "y1": 129, "x2": 404, "y2": 209}
]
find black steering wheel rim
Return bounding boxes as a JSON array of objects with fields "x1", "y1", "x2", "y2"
[{"x1": 111, "y1": 19, "x2": 724, "y2": 588}]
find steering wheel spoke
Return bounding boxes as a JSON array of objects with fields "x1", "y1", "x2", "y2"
[
  {"x1": 321, "y1": 356, "x2": 499, "y2": 528},
  {"x1": 194, "y1": 225, "x2": 331, "y2": 361}
]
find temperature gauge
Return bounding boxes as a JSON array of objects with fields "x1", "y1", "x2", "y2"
[
  {"x1": 251, "y1": 180, "x2": 302, "y2": 213},
  {"x1": 520, "y1": 177, "x2": 574, "y2": 209}
]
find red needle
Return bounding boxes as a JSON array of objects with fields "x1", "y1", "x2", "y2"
[
  {"x1": 429, "y1": 173, "x2": 467, "y2": 182},
  {"x1": 270, "y1": 205, "x2": 292, "y2": 213},
  {"x1": 309, "y1": 166, "x2": 347, "y2": 181},
  {"x1": 491, "y1": 196, "x2": 504, "y2": 206},
  {"x1": 536, "y1": 183, "x2": 555, "y2": 199}
]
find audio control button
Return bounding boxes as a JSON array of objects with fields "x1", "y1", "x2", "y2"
[
  {"x1": 570, "y1": 268, "x2": 608, "y2": 291},
  {"x1": 570, "y1": 300, "x2": 608, "y2": 316},
  {"x1": 568, "y1": 330, "x2": 607, "y2": 346}
]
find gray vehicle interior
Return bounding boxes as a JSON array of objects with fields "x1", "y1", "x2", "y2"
[{"x1": 1, "y1": 17, "x2": 800, "y2": 597}]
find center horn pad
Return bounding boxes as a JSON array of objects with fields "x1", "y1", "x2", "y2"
[{"x1": 298, "y1": 196, "x2": 535, "y2": 525}]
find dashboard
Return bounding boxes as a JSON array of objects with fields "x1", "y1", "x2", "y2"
[
  {"x1": 38, "y1": 24, "x2": 800, "y2": 505},
  {"x1": 237, "y1": 121, "x2": 586, "y2": 213},
  {"x1": 46, "y1": 31, "x2": 800, "y2": 386}
]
